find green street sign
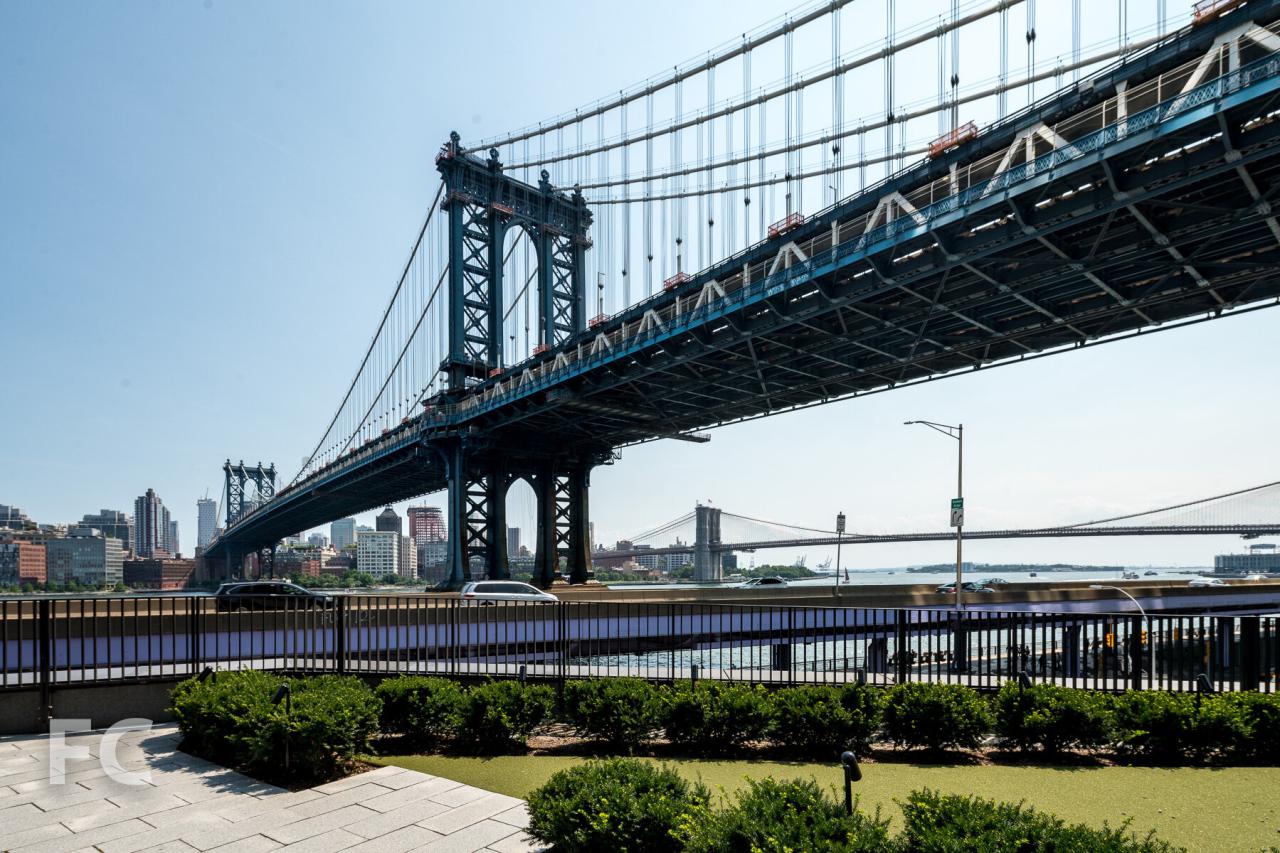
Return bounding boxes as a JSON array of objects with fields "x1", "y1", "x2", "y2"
[{"x1": 950, "y1": 498, "x2": 964, "y2": 509}]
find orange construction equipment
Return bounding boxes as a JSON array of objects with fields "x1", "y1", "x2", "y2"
[
  {"x1": 488, "y1": 367, "x2": 503, "y2": 378},
  {"x1": 767, "y1": 212, "x2": 805, "y2": 239},
  {"x1": 1193, "y1": 0, "x2": 1243, "y2": 25},
  {"x1": 589, "y1": 313, "x2": 610, "y2": 328},
  {"x1": 663, "y1": 271, "x2": 692, "y2": 291},
  {"x1": 928, "y1": 122, "x2": 978, "y2": 159},
  {"x1": 533, "y1": 343, "x2": 550, "y2": 356}
]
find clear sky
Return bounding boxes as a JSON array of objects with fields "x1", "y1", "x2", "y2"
[{"x1": 2, "y1": 0, "x2": 1276, "y2": 568}]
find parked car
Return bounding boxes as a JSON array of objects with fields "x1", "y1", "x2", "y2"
[
  {"x1": 936, "y1": 581, "x2": 995, "y2": 594},
  {"x1": 213, "y1": 581, "x2": 334, "y2": 612},
  {"x1": 459, "y1": 581, "x2": 557, "y2": 605},
  {"x1": 1188, "y1": 577, "x2": 1228, "y2": 588},
  {"x1": 740, "y1": 577, "x2": 789, "y2": 588},
  {"x1": 1245, "y1": 574, "x2": 1270, "y2": 581}
]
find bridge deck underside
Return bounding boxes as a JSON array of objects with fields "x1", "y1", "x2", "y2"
[{"x1": 480, "y1": 93, "x2": 1280, "y2": 446}]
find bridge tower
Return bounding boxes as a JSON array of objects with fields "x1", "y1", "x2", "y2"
[
  {"x1": 434, "y1": 133, "x2": 599, "y2": 589},
  {"x1": 693, "y1": 504, "x2": 723, "y2": 582}
]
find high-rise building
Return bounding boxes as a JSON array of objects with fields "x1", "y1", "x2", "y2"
[
  {"x1": 356, "y1": 530, "x2": 398, "y2": 579},
  {"x1": 133, "y1": 490, "x2": 170, "y2": 558},
  {"x1": 331, "y1": 518, "x2": 357, "y2": 550},
  {"x1": 0, "y1": 542, "x2": 46, "y2": 586},
  {"x1": 196, "y1": 498, "x2": 217, "y2": 548},
  {"x1": 407, "y1": 506, "x2": 446, "y2": 547},
  {"x1": 399, "y1": 535, "x2": 417, "y2": 579},
  {"x1": 308, "y1": 532, "x2": 329, "y2": 549},
  {"x1": 0, "y1": 505, "x2": 32, "y2": 530},
  {"x1": 376, "y1": 507, "x2": 402, "y2": 535},
  {"x1": 506, "y1": 526, "x2": 521, "y2": 556},
  {"x1": 168, "y1": 520, "x2": 180, "y2": 557},
  {"x1": 419, "y1": 540, "x2": 448, "y2": 585},
  {"x1": 46, "y1": 528, "x2": 123, "y2": 587},
  {"x1": 80, "y1": 510, "x2": 132, "y2": 554}
]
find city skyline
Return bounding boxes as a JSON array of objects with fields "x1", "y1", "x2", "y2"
[{"x1": 2, "y1": 0, "x2": 1277, "y2": 569}]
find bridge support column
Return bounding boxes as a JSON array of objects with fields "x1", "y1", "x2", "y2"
[
  {"x1": 693, "y1": 505, "x2": 722, "y2": 582},
  {"x1": 565, "y1": 463, "x2": 592, "y2": 585},
  {"x1": 441, "y1": 442, "x2": 512, "y2": 589},
  {"x1": 532, "y1": 461, "x2": 559, "y2": 588},
  {"x1": 484, "y1": 467, "x2": 510, "y2": 580},
  {"x1": 443, "y1": 443, "x2": 472, "y2": 590}
]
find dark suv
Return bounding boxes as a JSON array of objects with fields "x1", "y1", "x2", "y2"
[{"x1": 212, "y1": 581, "x2": 334, "y2": 612}]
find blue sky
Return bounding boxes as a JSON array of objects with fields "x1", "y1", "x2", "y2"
[{"x1": 2, "y1": 0, "x2": 1276, "y2": 567}]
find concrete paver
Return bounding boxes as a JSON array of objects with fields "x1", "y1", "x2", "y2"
[{"x1": 0, "y1": 725, "x2": 541, "y2": 852}]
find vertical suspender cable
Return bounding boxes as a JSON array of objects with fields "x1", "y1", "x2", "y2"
[
  {"x1": 707, "y1": 61, "x2": 715, "y2": 270},
  {"x1": 621, "y1": 97, "x2": 631, "y2": 309},
  {"x1": 1071, "y1": 0, "x2": 1081, "y2": 83},
  {"x1": 999, "y1": 5, "x2": 1009, "y2": 118},
  {"x1": 832, "y1": 6, "x2": 843, "y2": 203},
  {"x1": 674, "y1": 73, "x2": 684, "y2": 276},
  {"x1": 743, "y1": 40, "x2": 752, "y2": 248},
  {"x1": 949, "y1": 0, "x2": 959, "y2": 132},
  {"x1": 785, "y1": 23, "x2": 794, "y2": 216},
  {"x1": 645, "y1": 90, "x2": 654, "y2": 293},
  {"x1": 885, "y1": 0, "x2": 896, "y2": 168},
  {"x1": 1026, "y1": 0, "x2": 1037, "y2": 105},
  {"x1": 937, "y1": 15, "x2": 946, "y2": 137}
]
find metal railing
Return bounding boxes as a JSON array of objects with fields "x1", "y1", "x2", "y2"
[{"x1": 2, "y1": 595, "x2": 1276, "y2": 695}]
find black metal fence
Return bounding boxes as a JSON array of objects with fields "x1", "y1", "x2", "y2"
[{"x1": 2, "y1": 595, "x2": 1276, "y2": 696}]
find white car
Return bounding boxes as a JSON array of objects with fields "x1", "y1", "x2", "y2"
[
  {"x1": 459, "y1": 581, "x2": 558, "y2": 604},
  {"x1": 1188, "y1": 577, "x2": 1228, "y2": 588}
]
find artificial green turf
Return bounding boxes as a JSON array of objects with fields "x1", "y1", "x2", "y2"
[{"x1": 368, "y1": 754, "x2": 1280, "y2": 852}]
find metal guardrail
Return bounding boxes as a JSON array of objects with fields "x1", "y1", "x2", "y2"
[{"x1": 2, "y1": 596, "x2": 1275, "y2": 696}]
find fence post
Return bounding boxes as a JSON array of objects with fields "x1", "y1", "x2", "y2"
[
  {"x1": 334, "y1": 596, "x2": 347, "y2": 674},
  {"x1": 557, "y1": 601, "x2": 567, "y2": 696},
  {"x1": 1240, "y1": 616, "x2": 1260, "y2": 692},
  {"x1": 1129, "y1": 615, "x2": 1144, "y2": 692},
  {"x1": 38, "y1": 599, "x2": 52, "y2": 724},
  {"x1": 895, "y1": 610, "x2": 910, "y2": 685},
  {"x1": 188, "y1": 596, "x2": 200, "y2": 676}
]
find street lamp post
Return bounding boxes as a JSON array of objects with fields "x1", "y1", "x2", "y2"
[
  {"x1": 904, "y1": 421, "x2": 965, "y2": 611},
  {"x1": 1089, "y1": 584, "x2": 1150, "y2": 678},
  {"x1": 835, "y1": 512, "x2": 846, "y2": 588}
]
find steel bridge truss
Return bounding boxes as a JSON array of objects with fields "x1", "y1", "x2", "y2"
[{"x1": 436, "y1": 133, "x2": 592, "y2": 391}]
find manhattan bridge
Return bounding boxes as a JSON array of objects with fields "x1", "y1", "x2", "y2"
[{"x1": 207, "y1": 0, "x2": 1280, "y2": 587}]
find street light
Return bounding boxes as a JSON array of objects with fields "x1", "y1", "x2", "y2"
[
  {"x1": 904, "y1": 421, "x2": 965, "y2": 611},
  {"x1": 835, "y1": 512, "x2": 846, "y2": 588},
  {"x1": 1090, "y1": 584, "x2": 1150, "y2": 677}
]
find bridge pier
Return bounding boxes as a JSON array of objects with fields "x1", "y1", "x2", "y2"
[{"x1": 693, "y1": 505, "x2": 723, "y2": 582}]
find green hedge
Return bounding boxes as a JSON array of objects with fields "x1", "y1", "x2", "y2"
[
  {"x1": 881, "y1": 682, "x2": 992, "y2": 751},
  {"x1": 562, "y1": 678, "x2": 662, "y2": 751},
  {"x1": 1112, "y1": 690, "x2": 1247, "y2": 761},
  {"x1": 526, "y1": 758, "x2": 710, "y2": 853},
  {"x1": 458, "y1": 681, "x2": 555, "y2": 752},
  {"x1": 897, "y1": 790, "x2": 1181, "y2": 852},
  {"x1": 374, "y1": 676, "x2": 466, "y2": 746},
  {"x1": 170, "y1": 671, "x2": 380, "y2": 783},
  {"x1": 685, "y1": 777, "x2": 891, "y2": 852},
  {"x1": 767, "y1": 684, "x2": 883, "y2": 757},
  {"x1": 993, "y1": 681, "x2": 1114, "y2": 753},
  {"x1": 661, "y1": 682, "x2": 771, "y2": 754},
  {"x1": 528, "y1": 772, "x2": 1182, "y2": 852}
]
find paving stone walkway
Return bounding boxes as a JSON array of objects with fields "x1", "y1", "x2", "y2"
[{"x1": 0, "y1": 724, "x2": 539, "y2": 852}]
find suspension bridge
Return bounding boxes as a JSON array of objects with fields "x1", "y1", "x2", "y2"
[
  {"x1": 206, "y1": 0, "x2": 1280, "y2": 588},
  {"x1": 599, "y1": 480, "x2": 1280, "y2": 574}
]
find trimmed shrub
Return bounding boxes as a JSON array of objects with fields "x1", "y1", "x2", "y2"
[
  {"x1": 685, "y1": 777, "x2": 892, "y2": 852},
  {"x1": 1220, "y1": 691, "x2": 1280, "y2": 759},
  {"x1": 767, "y1": 684, "x2": 883, "y2": 757},
  {"x1": 526, "y1": 758, "x2": 710, "y2": 853},
  {"x1": 897, "y1": 789, "x2": 1183, "y2": 852},
  {"x1": 661, "y1": 682, "x2": 771, "y2": 754},
  {"x1": 1112, "y1": 690, "x2": 1245, "y2": 761},
  {"x1": 881, "y1": 683, "x2": 991, "y2": 751},
  {"x1": 993, "y1": 681, "x2": 1114, "y2": 753},
  {"x1": 170, "y1": 671, "x2": 381, "y2": 783},
  {"x1": 374, "y1": 676, "x2": 466, "y2": 745},
  {"x1": 170, "y1": 670, "x2": 279, "y2": 765},
  {"x1": 458, "y1": 680, "x2": 554, "y2": 751},
  {"x1": 562, "y1": 678, "x2": 661, "y2": 751},
  {"x1": 244, "y1": 675, "x2": 381, "y2": 781}
]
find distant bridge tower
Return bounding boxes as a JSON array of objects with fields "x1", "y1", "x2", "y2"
[
  {"x1": 694, "y1": 504, "x2": 723, "y2": 582},
  {"x1": 220, "y1": 460, "x2": 277, "y2": 581},
  {"x1": 433, "y1": 133, "x2": 600, "y2": 589}
]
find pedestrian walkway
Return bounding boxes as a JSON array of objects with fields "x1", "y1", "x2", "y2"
[{"x1": 0, "y1": 724, "x2": 539, "y2": 852}]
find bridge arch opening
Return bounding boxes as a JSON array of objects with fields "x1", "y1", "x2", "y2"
[
  {"x1": 500, "y1": 224, "x2": 539, "y2": 367},
  {"x1": 504, "y1": 475, "x2": 537, "y2": 581}
]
